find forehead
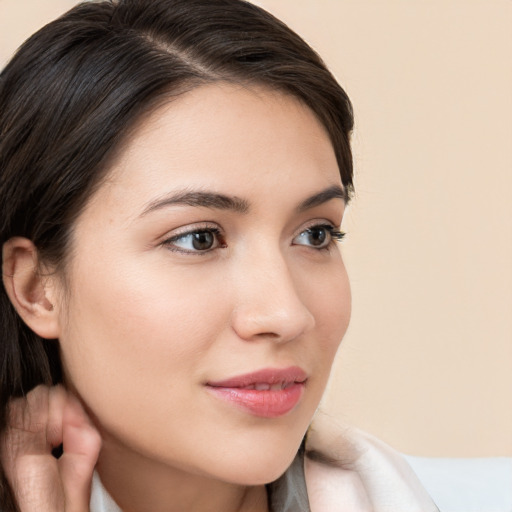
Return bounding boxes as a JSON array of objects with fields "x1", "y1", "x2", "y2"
[{"x1": 85, "y1": 83, "x2": 341, "y2": 218}]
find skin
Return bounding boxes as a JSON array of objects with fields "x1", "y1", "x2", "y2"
[{"x1": 2, "y1": 83, "x2": 351, "y2": 512}]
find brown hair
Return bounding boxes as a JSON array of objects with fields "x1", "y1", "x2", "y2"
[{"x1": 0, "y1": 0, "x2": 353, "y2": 508}]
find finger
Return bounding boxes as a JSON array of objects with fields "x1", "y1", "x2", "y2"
[
  {"x1": 2, "y1": 386, "x2": 51, "y2": 468},
  {"x1": 46, "y1": 385, "x2": 67, "y2": 448},
  {"x1": 59, "y1": 393, "x2": 101, "y2": 512}
]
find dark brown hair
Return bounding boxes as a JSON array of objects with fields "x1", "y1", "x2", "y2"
[{"x1": 0, "y1": 0, "x2": 353, "y2": 508}]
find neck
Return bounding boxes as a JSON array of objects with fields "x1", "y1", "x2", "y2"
[{"x1": 96, "y1": 432, "x2": 269, "y2": 512}]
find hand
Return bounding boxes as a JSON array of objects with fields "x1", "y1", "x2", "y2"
[{"x1": 1, "y1": 385, "x2": 101, "y2": 512}]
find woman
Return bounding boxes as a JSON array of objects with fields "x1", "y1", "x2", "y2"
[{"x1": 0, "y1": 0, "x2": 439, "y2": 510}]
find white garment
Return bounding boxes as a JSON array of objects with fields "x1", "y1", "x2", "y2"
[
  {"x1": 91, "y1": 472, "x2": 122, "y2": 512},
  {"x1": 304, "y1": 422, "x2": 439, "y2": 512}
]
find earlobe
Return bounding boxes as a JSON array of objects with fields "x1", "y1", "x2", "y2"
[{"x1": 2, "y1": 237, "x2": 61, "y2": 339}]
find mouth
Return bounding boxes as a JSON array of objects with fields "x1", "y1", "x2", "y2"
[
  {"x1": 227, "y1": 382, "x2": 298, "y2": 391},
  {"x1": 205, "y1": 366, "x2": 307, "y2": 418}
]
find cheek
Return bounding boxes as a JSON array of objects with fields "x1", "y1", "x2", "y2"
[
  {"x1": 327, "y1": 270, "x2": 351, "y2": 350},
  {"x1": 306, "y1": 259, "x2": 351, "y2": 346},
  {"x1": 64, "y1": 255, "x2": 225, "y2": 345},
  {"x1": 284, "y1": 258, "x2": 351, "y2": 405},
  {"x1": 306, "y1": 262, "x2": 351, "y2": 396},
  {"x1": 57, "y1": 258, "x2": 228, "y2": 420}
]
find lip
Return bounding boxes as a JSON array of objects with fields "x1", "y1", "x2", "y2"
[{"x1": 205, "y1": 366, "x2": 307, "y2": 418}]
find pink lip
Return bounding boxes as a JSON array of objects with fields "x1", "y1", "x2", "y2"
[{"x1": 206, "y1": 366, "x2": 307, "y2": 418}]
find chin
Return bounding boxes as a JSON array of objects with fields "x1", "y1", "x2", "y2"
[
  {"x1": 208, "y1": 432, "x2": 305, "y2": 486},
  {"x1": 221, "y1": 460, "x2": 296, "y2": 486},
  {"x1": 204, "y1": 403, "x2": 317, "y2": 486}
]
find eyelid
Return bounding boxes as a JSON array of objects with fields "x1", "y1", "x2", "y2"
[
  {"x1": 297, "y1": 218, "x2": 339, "y2": 231},
  {"x1": 161, "y1": 221, "x2": 221, "y2": 240}
]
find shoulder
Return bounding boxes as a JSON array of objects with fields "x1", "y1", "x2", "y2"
[{"x1": 304, "y1": 412, "x2": 439, "y2": 512}]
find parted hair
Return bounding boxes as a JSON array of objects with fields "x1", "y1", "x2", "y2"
[{"x1": 0, "y1": 0, "x2": 353, "y2": 508}]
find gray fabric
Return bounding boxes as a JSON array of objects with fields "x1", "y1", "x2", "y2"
[{"x1": 268, "y1": 451, "x2": 310, "y2": 512}]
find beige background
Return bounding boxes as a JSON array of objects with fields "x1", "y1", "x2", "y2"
[{"x1": 1, "y1": 1, "x2": 511, "y2": 457}]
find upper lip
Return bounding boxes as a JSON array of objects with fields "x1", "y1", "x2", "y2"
[{"x1": 207, "y1": 366, "x2": 308, "y2": 388}]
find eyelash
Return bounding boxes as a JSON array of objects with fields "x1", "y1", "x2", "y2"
[{"x1": 161, "y1": 223, "x2": 346, "y2": 255}]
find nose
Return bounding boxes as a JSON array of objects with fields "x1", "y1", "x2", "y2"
[{"x1": 230, "y1": 249, "x2": 315, "y2": 343}]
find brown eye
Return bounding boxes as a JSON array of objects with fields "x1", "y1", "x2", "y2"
[
  {"x1": 293, "y1": 224, "x2": 345, "y2": 250},
  {"x1": 305, "y1": 226, "x2": 328, "y2": 246},
  {"x1": 164, "y1": 228, "x2": 225, "y2": 253},
  {"x1": 190, "y1": 231, "x2": 215, "y2": 250}
]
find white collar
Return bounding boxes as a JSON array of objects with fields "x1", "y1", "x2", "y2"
[{"x1": 90, "y1": 472, "x2": 122, "y2": 512}]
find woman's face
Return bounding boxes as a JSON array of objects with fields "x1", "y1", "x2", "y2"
[{"x1": 55, "y1": 83, "x2": 351, "y2": 485}]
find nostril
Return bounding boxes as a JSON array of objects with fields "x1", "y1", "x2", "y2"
[{"x1": 255, "y1": 332, "x2": 280, "y2": 339}]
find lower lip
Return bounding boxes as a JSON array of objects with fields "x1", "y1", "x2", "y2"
[{"x1": 206, "y1": 382, "x2": 305, "y2": 418}]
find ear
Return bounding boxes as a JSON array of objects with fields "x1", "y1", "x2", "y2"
[{"x1": 2, "y1": 237, "x2": 61, "y2": 339}]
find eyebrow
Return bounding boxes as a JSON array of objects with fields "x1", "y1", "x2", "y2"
[
  {"x1": 296, "y1": 185, "x2": 347, "y2": 212},
  {"x1": 140, "y1": 190, "x2": 250, "y2": 216},
  {"x1": 140, "y1": 184, "x2": 346, "y2": 217}
]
